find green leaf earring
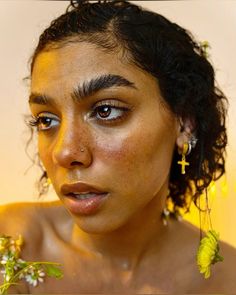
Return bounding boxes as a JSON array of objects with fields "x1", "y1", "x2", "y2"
[{"x1": 196, "y1": 188, "x2": 224, "y2": 279}]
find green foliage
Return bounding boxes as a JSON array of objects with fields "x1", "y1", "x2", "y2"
[
  {"x1": 0, "y1": 235, "x2": 63, "y2": 294},
  {"x1": 44, "y1": 264, "x2": 63, "y2": 279}
]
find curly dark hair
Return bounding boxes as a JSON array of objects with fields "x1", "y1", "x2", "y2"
[{"x1": 29, "y1": 0, "x2": 227, "y2": 213}]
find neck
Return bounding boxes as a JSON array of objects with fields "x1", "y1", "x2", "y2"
[{"x1": 70, "y1": 183, "x2": 169, "y2": 271}]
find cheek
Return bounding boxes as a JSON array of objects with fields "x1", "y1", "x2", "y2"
[
  {"x1": 93, "y1": 122, "x2": 176, "y2": 188},
  {"x1": 95, "y1": 136, "x2": 134, "y2": 164},
  {"x1": 93, "y1": 129, "x2": 138, "y2": 170}
]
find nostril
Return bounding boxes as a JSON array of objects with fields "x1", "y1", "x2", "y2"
[{"x1": 70, "y1": 161, "x2": 82, "y2": 166}]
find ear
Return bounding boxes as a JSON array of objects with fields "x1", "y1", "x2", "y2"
[{"x1": 176, "y1": 118, "x2": 195, "y2": 154}]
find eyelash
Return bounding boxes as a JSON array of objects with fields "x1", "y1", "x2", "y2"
[
  {"x1": 90, "y1": 103, "x2": 130, "y2": 122},
  {"x1": 28, "y1": 103, "x2": 130, "y2": 131},
  {"x1": 27, "y1": 116, "x2": 57, "y2": 131}
]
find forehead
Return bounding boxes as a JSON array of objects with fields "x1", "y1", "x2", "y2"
[
  {"x1": 32, "y1": 42, "x2": 128, "y2": 83},
  {"x1": 31, "y1": 42, "x2": 159, "y2": 96}
]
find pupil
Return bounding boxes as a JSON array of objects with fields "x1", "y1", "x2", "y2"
[
  {"x1": 40, "y1": 117, "x2": 51, "y2": 126},
  {"x1": 98, "y1": 106, "x2": 111, "y2": 118}
]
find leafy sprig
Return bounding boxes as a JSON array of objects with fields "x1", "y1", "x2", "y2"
[{"x1": 0, "y1": 235, "x2": 63, "y2": 294}]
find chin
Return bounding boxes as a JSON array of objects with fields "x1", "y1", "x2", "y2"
[{"x1": 72, "y1": 213, "x2": 130, "y2": 235}]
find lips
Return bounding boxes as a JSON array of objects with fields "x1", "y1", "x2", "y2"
[
  {"x1": 61, "y1": 182, "x2": 108, "y2": 215},
  {"x1": 61, "y1": 182, "x2": 106, "y2": 195}
]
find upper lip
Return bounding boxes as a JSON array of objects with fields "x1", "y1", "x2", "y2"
[{"x1": 61, "y1": 182, "x2": 107, "y2": 195}]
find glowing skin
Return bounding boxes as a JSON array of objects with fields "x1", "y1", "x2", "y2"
[
  {"x1": 4, "y1": 41, "x2": 235, "y2": 294},
  {"x1": 30, "y1": 42, "x2": 180, "y2": 236}
]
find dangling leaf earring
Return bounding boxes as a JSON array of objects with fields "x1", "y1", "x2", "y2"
[{"x1": 196, "y1": 188, "x2": 224, "y2": 278}]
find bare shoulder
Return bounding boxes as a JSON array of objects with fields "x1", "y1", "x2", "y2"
[
  {"x1": 175, "y1": 220, "x2": 236, "y2": 292},
  {"x1": 0, "y1": 201, "x2": 67, "y2": 293},
  {"x1": 0, "y1": 201, "x2": 67, "y2": 241},
  {"x1": 192, "y1": 240, "x2": 236, "y2": 292},
  {"x1": 220, "y1": 238, "x2": 236, "y2": 266},
  {"x1": 209, "y1": 239, "x2": 236, "y2": 289}
]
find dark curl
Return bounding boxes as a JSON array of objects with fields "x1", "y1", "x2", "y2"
[{"x1": 30, "y1": 0, "x2": 227, "y2": 213}]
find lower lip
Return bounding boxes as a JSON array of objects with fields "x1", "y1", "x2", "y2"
[{"x1": 64, "y1": 193, "x2": 108, "y2": 215}]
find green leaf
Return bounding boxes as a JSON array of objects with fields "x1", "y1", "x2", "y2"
[
  {"x1": 0, "y1": 282, "x2": 19, "y2": 295},
  {"x1": 44, "y1": 264, "x2": 63, "y2": 279}
]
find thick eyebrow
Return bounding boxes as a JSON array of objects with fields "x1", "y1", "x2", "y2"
[
  {"x1": 29, "y1": 74, "x2": 137, "y2": 105},
  {"x1": 72, "y1": 74, "x2": 137, "y2": 102},
  {"x1": 28, "y1": 93, "x2": 52, "y2": 105}
]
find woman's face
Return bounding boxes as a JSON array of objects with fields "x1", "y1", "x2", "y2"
[{"x1": 30, "y1": 42, "x2": 180, "y2": 233}]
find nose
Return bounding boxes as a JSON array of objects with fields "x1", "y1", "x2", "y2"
[{"x1": 51, "y1": 121, "x2": 93, "y2": 169}]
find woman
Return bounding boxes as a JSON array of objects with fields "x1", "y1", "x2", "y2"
[{"x1": 1, "y1": 0, "x2": 236, "y2": 293}]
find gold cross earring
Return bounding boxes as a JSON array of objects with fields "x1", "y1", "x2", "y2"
[{"x1": 177, "y1": 142, "x2": 190, "y2": 174}]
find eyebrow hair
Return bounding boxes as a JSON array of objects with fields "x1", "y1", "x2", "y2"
[
  {"x1": 28, "y1": 93, "x2": 51, "y2": 105},
  {"x1": 29, "y1": 74, "x2": 137, "y2": 106},
  {"x1": 72, "y1": 74, "x2": 137, "y2": 102}
]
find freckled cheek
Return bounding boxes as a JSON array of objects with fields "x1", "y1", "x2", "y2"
[
  {"x1": 95, "y1": 139, "x2": 127, "y2": 161},
  {"x1": 93, "y1": 127, "x2": 175, "y2": 188},
  {"x1": 93, "y1": 131, "x2": 167, "y2": 201},
  {"x1": 94, "y1": 133, "x2": 147, "y2": 171}
]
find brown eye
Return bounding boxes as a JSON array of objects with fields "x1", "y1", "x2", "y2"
[
  {"x1": 97, "y1": 105, "x2": 112, "y2": 118},
  {"x1": 33, "y1": 113, "x2": 60, "y2": 131},
  {"x1": 90, "y1": 102, "x2": 130, "y2": 123},
  {"x1": 38, "y1": 117, "x2": 52, "y2": 128}
]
